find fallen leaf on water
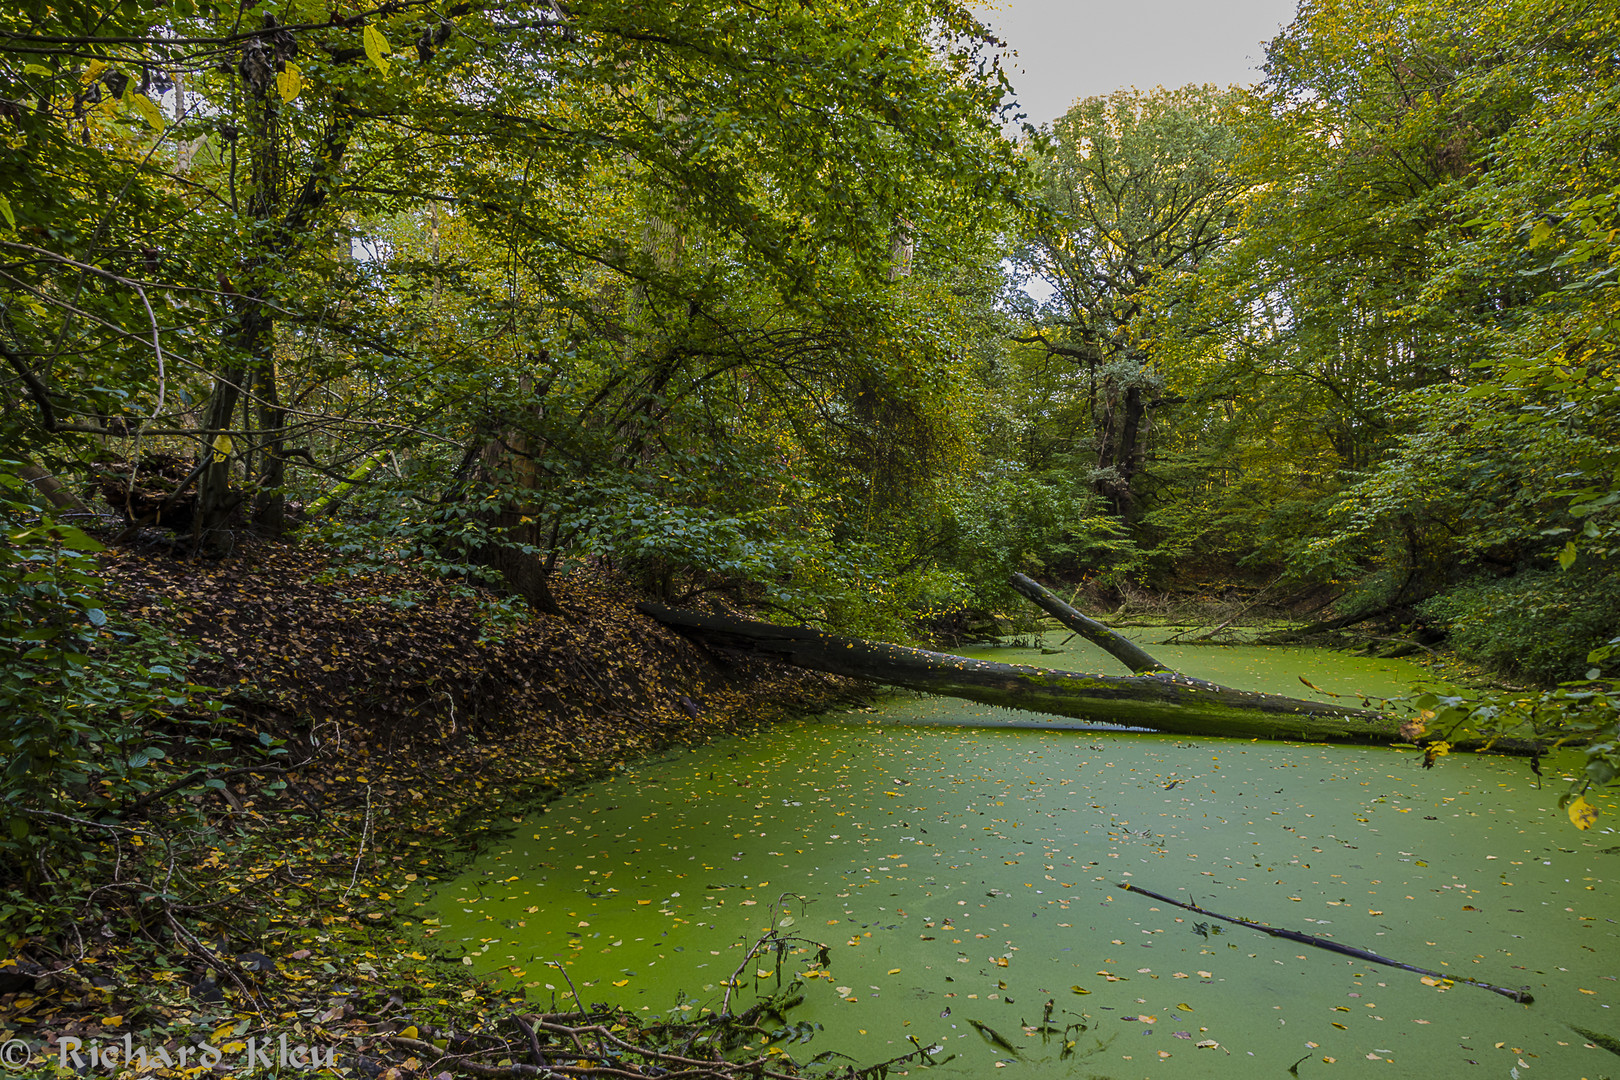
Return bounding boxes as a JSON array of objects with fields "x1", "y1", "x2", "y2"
[
  {"x1": 1177, "y1": 1003, "x2": 1193, "y2": 1011},
  {"x1": 1568, "y1": 795, "x2": 1598, "y2": 830}
]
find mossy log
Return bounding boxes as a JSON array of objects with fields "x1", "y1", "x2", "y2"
[
  {"x1": 1009, "y1": 572, "x2": 1168, "y2": 673},
  {"x1": 636, "y1": 603, "x2": 1404, "y2": 744}
]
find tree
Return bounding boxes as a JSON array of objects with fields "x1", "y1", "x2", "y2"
[
  {"x1": 1016, "y1": 86, "x2": 1245, "y2": 525},
  {"x1": 2, "y1": 0, "x2": 1027, "y2": 615}
]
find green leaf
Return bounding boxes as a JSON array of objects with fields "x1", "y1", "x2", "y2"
[
  {"x1": 276, "y1": 62, "x2": 303, "y2": 102},
  {"x1": 363, "y1": 24, "x2": 392, "y2": 75},
  {"x1": 128, "y1": 91, "x2": 164, "y2": 130},
  {"x1": 1558, "y1": 541, "x2": 1578, "y2": 570},
  {"x1": 0, "y1": 195, "x2": 14, "y2": 230}
]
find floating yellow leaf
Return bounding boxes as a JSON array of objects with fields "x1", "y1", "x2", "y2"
[
  {"x1": 888, "y1": 968, "x2": 901, "y2": 975},
  {"x1": 1176, "y1": 1003, "x2": 1192, "y2": 1011},
  {"x1": 1568, "y1": 795, "x2": 1598, "y2": 830},
  {"x1": 1070, "y1": 986, "x2": 1090, "y2": 995},
  {"x1": 612, "y1": 979, "x2": 628, "y2": 987}
]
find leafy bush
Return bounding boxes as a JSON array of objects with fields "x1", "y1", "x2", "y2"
[
  {"x1": 1, "y1": 465, "x2": 225, "y2": 916},
  {"x1": 1419, "y1": 566, "x2": 1620, "y2": 683}
]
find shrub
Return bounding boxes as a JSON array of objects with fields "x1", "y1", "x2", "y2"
[{"x1": 1419, "y1": 565, "x2": 1620, "y2": 683}]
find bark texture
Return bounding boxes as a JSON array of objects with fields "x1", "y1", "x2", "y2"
[
  {"x1": 636, "y1": 602, "x2": 1404, "y2": 743},
  {"x1": 1009, "y1": 572, "x2": 1168, "y2": 673}
]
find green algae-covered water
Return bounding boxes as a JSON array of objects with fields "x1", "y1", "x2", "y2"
[{"x1": 426, "y1": 637, "x2": 1619, "y2": 1079}]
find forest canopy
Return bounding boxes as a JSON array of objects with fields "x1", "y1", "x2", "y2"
[{"x1": 4, "y1": 0, "x2": 1619, "y2": 842}]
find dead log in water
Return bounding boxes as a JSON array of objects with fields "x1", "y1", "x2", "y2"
[{"x1": 636, "y1": 602, "x2": 1403, "y2": 743}]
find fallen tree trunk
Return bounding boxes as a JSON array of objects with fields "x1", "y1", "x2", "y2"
[
  {"x1": 637, "y1": 603, "x2": 1403, "y2": 743},
  {"x1": 1009, "y1": 573, "x2": 1168, "y2": 673}
]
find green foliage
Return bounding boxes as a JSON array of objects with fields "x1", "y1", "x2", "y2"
[
  {"x1": 931, "y1": 469, "x2": 1135, "y2": 611},
  {"x1": 1417, "y1": 567, "x2": 1620, "y2": 684},
  {"x1": 0, "y1": 465, "x2": 224, "y2": 901},
  {"x1": 1015, "y1": 86, "x2": 1245, "y2": 526}
]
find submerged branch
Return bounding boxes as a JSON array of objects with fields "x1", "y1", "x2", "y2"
[{"x1": 1117, "y1": 882, "x2": 1533, "y2": 1003}]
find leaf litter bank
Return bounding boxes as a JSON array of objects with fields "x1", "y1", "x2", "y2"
[{"x1": 1, "y1": 538, "x2": 881, "y2": 1079}]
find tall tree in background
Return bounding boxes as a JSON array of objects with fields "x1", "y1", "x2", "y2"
[{"x1": 1018, "y1": 87, "x2": 1244, "y2": 525}]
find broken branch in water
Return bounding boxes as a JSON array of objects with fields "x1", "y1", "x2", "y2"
[{"x1": 1117, "y1": 882, "x2": 1533, "y2": 1004}]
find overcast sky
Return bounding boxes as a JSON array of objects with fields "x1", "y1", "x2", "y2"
[{"x1": 968, "y1": 0, "x2": 1302, "y2": 128}]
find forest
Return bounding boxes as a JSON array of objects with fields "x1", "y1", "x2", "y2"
[{"x1": 2, "y1": 0, "x2": 1619, "y2": 1076}]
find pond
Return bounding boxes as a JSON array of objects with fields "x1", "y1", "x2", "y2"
[{"x1": 426, "y1": 635, "x2": 1619, "y2": 1078}]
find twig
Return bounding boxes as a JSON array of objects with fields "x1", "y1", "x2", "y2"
[
  {"x1": 1117, "y1": 882, "x2": 1532, "y2": 1003},
  {"x1": 343, "y1": 784, "x2": 372, "y2": 900}
]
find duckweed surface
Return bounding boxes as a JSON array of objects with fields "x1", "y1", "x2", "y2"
[{"x1": 428, "y1": 638, "x2": 1618, "y2": 1077}]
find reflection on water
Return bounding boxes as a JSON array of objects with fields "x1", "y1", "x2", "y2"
[{"x1": 428, "y1": 638, "x2": 1618, "y2": 1077}]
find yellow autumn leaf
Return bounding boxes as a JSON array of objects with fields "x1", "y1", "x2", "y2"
[
  {"x1": 128, "y1": 91, "x2": 164, "y2": 130},
  {"x1": 1176, "y1": 1003, "x2": 1192, "y2": 1011},
  {"x1": 612, "y1": 979, "x2": 629, "y2": 987},
  {"x1": 1070, "y1": 986, "x2": 1090, "y2": 994},
  {"x1": 398, "y1": 1025, "x2": 418, "y2": 1040},
  {"x1": 101, "y1": 1014, "x2": 123, "y2": 1027},
  {"x1": 212, "y1": 433, "x2": 234, "y2": 462},
  {"x1": 276, "y1": 62, "x2": 302, "y2": 102},
  {"x1": 1568, "y1": 794, "x2": 1598, "y2": 830},
  {"x1": 363, "y1": 24, "x2": 392, "y2": 75}
]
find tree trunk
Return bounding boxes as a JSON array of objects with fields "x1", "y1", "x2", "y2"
[
  {"x1": 12, "y1": 462, "x2": 87, "y2": 513},
  {"x1": 636, "y1": 602, "x2": 1406, "y2": 743},
  {"x1": 1008, "y1": 572, "x2": 1167, "y2": 673},
  {"x1": 471, "y1": 375, "x2": 562, "y2": 615},
  {"x1": 251, "y1": 348, "x2": 287, "y2": 534},
  {"x1": 193, "y1": 34, "x2": 353, "y2": 550}
]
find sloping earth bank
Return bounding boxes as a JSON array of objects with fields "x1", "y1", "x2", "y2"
[{"x1": 0, "y1": 538, "x2": 859, "y2": 1078}]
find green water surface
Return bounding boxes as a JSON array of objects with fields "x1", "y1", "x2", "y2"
[{"x1": 426, "y1": 637, "x2": 1619, "y2": 1079}]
